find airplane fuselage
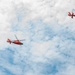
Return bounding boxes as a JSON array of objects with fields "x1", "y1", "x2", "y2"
[
  {"x1": 12, "y1": 40, "x2": 23, "y2": 45},
  {"x1": 68, "y1": 12, "x2": 75, "y2": 18},
  {"x1": 7, "y1": 39, "x2": 23, "y2": 45}
]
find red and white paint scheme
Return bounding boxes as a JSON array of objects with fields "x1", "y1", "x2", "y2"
[
  {"x1": 68, "y1": 12, "x2": 75, "y2": 18},
  {"x1": 7, "y1": 35, "x2": 25, "y2": 45}
]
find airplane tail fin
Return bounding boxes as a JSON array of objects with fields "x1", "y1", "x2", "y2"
[
  {"x1": 68, "y1": 12, "x2": 71, "y2": 16},
  {"x1": 7, "y1": 39, "x2": 11, "y2": 44}
]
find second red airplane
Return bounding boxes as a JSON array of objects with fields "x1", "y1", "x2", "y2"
[{"x1": 68, "y1": 12, "x2": 75, "y2": 18}]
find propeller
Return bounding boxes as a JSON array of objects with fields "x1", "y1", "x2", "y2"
[
  {"x1": 14, "y1": 35, "x2": 25, "y2": 41},
  {"x1": 19, "y1": 39, "x2": 25, "y2": 41},
  {"x1": 15, "y1": 35, "x2": 19, "y2": 40}
]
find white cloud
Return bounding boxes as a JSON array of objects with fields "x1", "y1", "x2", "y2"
[{"x1": 0, "y1": 0, "x2": 75, "y2": 75}]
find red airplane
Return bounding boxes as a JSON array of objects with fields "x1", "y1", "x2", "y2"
[
  {"x1": 7, "y1": 35, "x2": 25, "y2": 45},
  {"x1": 68, "y1": 12, "x2": 75, "y2": 18}
]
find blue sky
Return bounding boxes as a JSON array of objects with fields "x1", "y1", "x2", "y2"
[{"x1": 0, "y1": 0, "x2": 75, "y2": 75}]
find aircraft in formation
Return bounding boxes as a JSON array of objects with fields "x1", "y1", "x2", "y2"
[
  {"x1": 7, "y1": 12, "x2": 75, "y2": 45},
  {"x1": 68, "y1": 12, "x2": 75, "y2": 18},
  {"x1": 7, "y1": 35, "x2": 25, "y2": 45}
]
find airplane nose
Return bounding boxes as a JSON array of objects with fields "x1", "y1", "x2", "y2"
[{"x1": 21, "y1": 43, "x2": 23, "y2": 45}]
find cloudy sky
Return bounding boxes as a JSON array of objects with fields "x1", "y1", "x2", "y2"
[{"x1": 0, "y1": 0, "x2": 75, "y2": 75}]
